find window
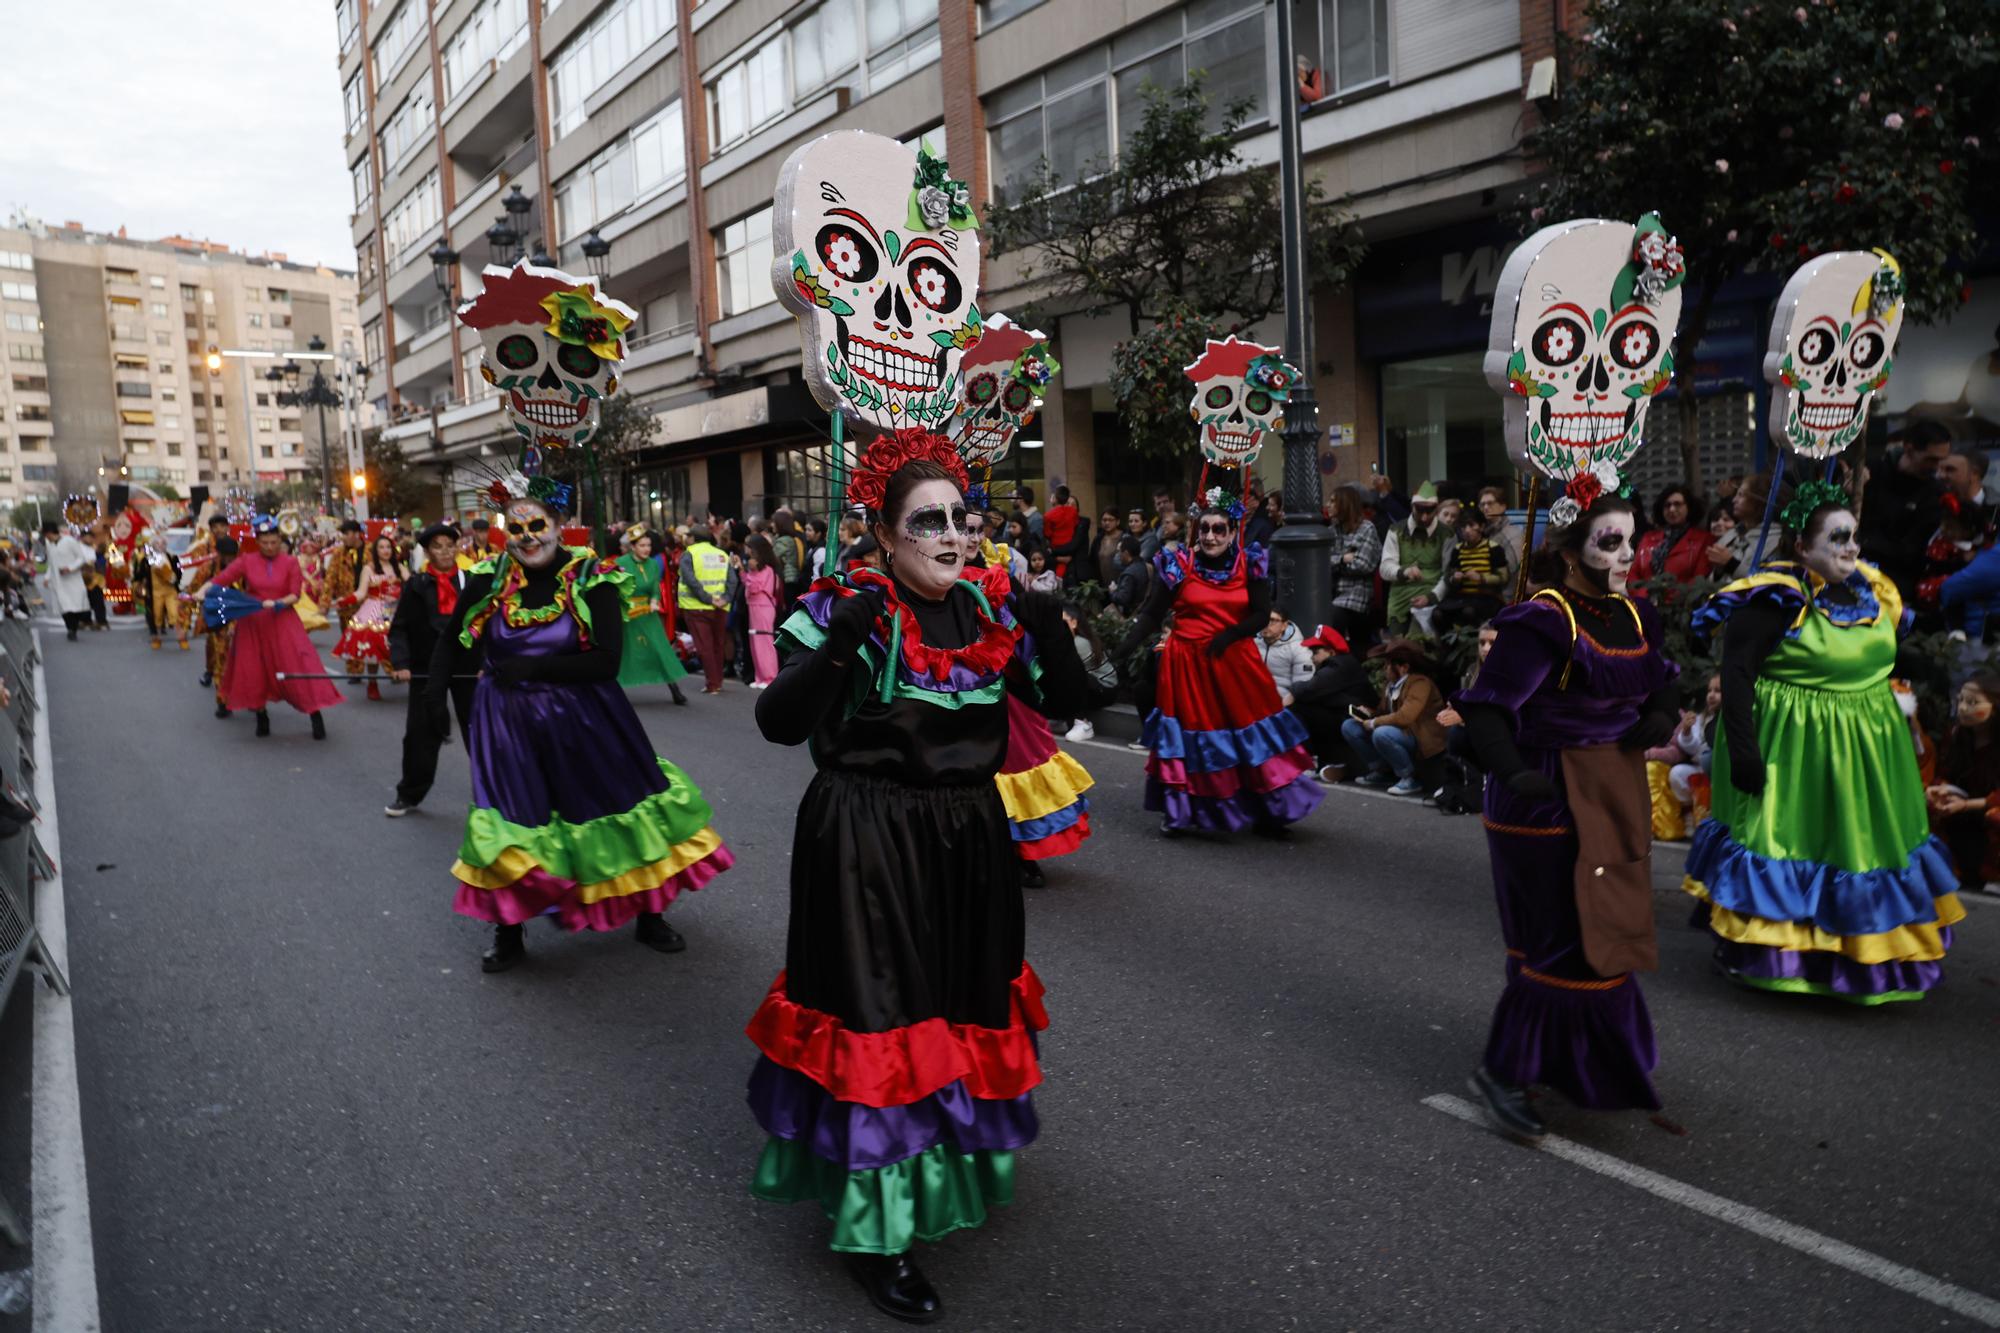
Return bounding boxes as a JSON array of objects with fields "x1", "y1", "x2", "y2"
[
  {"x1": 988, "y1": 50, "x2": 1110, "y2": 201},
  {"x1": 162, "y1": 415, "x2": 181, "y2": 430},
  {"x1": 714, "y1": 208, "x2": 774, "y2": 319},
  {"x1": 353, "y1": 158, "x2": 373, "y2": 212},
  {"x1": 0, "y1": 471, "x2": 13, "y2": 484},
  {"x1": 363, "y1": 319, "x2": 384, "y2": 366},
  {"x1": 442, "y1": 0, "x2": 529, "y2": 103},
  {"x1": 248, "y1": 313, "x2": 264, "y2": 328},
  {"x1": 342, "y1": 70, "x2": 366, "y2": 136},
  {"x1": 10, "y1": 375, "x2": 46, "y2": 392},
  {"x1": 791, "y1": 1, "x2": 860, "y2": 99},
  {"x1": 157, "y1": 360, "x2": 174, "y2": 374},
  {"x1": 106, "y1": 266, "x2": 139, "y2": 283},
  {"x1": 256, "y1": 416, "x2": 275, "y2": 432},
  {"x1": 180, "y1": 283, "x2": 197, "y2": 301},
  {"x1": 150, "y1": 301, "x2": 169, "y2": 318},
  {"x1": 156, "y1": 330, "x2": 173, "y2": 346},
  {"x1": 340, "y1": 297, "x2": 355, "y2": 312},
  {"x1": 260, "y1": 445, "x2": 276, "y2": 459},
  {"x1": 12, "y1": 405, "x2": 49, "y2": 421},
  {"x1": 167, "y1": 442, "x2": 182, "y2": 457},
  {"x1": 149, "y1": 274, "x2": 167, "y2": 288},
  {"x1": 1, "y1": 281, "x2": 35, "y2": 301},
  {"x1": 203, "y1": 289, "x2": 213, "y2": 304},
  {"x1": 121, "y1": 409, "x2": 156, "y2": 426},
  {"x1": 336, "y1": 0, "x2": 360, "y2": 52},
  {"x1": 268, "y1": 288, "x2": 290, "y2": 303},
  {"x1": 256, "y1": 393, "x2": 270, "y2": 407},
  {"x1": 980, "y1": 0, "x2": 1045, "y2": 27},
  {"x1": 162, "y1": 388, "x2": 178, "y2": 402},
  {"x1": 376, "y1": 90, "x2": 434, "y2": 167},
  {"x1": 383, "y1": 172, "x2": 443, "y2": 256},
  {"x1": 554, "y1": 100, "x2": 684, "y2": 240},
  {"x1": 708, "y1": 32, "x2": 787, "y2": 150},
  {"x1": 115, "y1": 381, "x2": 151, "y2": 397},
  {"x1": 8, "y1": 344, "x2": 43, "y2": 361},
  {"x1": 282, "y1": 441, "x2": 301, "y2": 457},
  {"x1": 865, "y1": 0, "x2": 939, "y2": 93},
  {"x1": 0, "y1": 252, "x2": 31, "y2": 270},
  {"x1": 1, "y1": 313, "x2": 36, "y2": 332},
  {"x1": 547, "y1": 0, "x2": 678, "y2": 139},
  {"x1": 373, "y1": 1, "x2": 423, "y2": 83},
  {"x1": 1321, "y1": 0, "x2": 1389, "y2": 93},
  {"x1": 22, "y1": 465, "x2": 55, "y2": 481}
]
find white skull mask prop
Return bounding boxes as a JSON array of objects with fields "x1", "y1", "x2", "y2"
[
  {"x1": 1183, "y1": 336, "x2": 1297, "y2": 468},
  {"x1": 1764, "y1": 251, "x2": 1903, "y2": 459},
  {"x1": 773, "y1": 132, "x2": 984, "y2": 431},
  {"x1": 946, "y1": 314, "x2": 1055, "y2": 469},
  {"x1": 459, "y1": 260, "x2": 634, "y2": 452},
  {"x1": 1485, "y1": 215, "x2": 1685, "y2": 482}
]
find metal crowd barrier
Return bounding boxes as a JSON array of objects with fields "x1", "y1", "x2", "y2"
[{"x1": 0, "y1": 619, "x2": 66, "y2": 1247}]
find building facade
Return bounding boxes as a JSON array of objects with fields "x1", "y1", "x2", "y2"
[{"x1": 0, "y1": 218, "x2": 363, "y2": 511}]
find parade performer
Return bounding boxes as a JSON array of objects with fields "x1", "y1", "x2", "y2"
[
  {"x1": 614, "y1": 524, "x2": 689, "y2": 705},
  {"x1": 1456, "y1": 487, "x2": 1680, "y2": 1138},
  {"x1": 385, "y1": 523, "x2": 478, "y2": 818},
  {"x1": 747, "y1": 429, "x2": 1091, "y2": 1321},
  {"x1": 187, "y1": 514, "x2": 238, "y2": 703},
  {"x1": 141, "y1": 532, "x2": 179, "y2": 648},
  {"x1": 1683, "y1": 481, "x2": 1962, "y2": 1002},
  {"x1": 334, "y1": 534, "x2": 406, "y2": 700},
  {"x1": 201, "y1": 518, "x2": 341, "y2": 739},
  {"x1": 322, "y1": 518, "x2": 366, "y2": 672},
  {"x1": 42, "y1": 519, "x2": 92, "y2": 641}
]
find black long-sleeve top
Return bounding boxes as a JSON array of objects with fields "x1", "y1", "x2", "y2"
[{"x1": 427, "y1": 558, "x2": 624, "y2": 702}]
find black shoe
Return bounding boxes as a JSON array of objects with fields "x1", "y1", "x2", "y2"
[
  {"x1": 66, "y1": 627, "x2": 77, "y2": 641},
  {"x1": 310, "y1": 711, "x2": 326, "y2": 741},
  {"x1": 481, "y1": 924, "x2": 526, "y2": 973},
  {"x1": 1469, "y1": 1066, "x2": 1545, "y2": 1142},
  {"x1": 1253, "y1": 821, "x2": 1290, "y2": 840},
  {"x1": 214, "y1": 703, "x2": 229, "y2": 720},
  {"x1": 670, "y1": 684, "x2": 688, "y2": 706},
  {"x1": 198, "y1": 671, "x2": 212, "y2": 686},
  {"x1": 1160, "y1": 817, "x2": 1183, "y2": 838},
  {"x1": 1019, "y1": 859, "x2": 1047, "y2": 888},
  {"x1": 385, "y1": 798, "x2": 415, "y2": 818},
  {"x1": 847, "y1": 1252, "x2": 942, "y2": 1325},
  {"x1": 633, "y1": 913, "x2": 686, "y2": 954},
  {"x1": 254, "y1": 710, "x2": 271, "y2": 737}
]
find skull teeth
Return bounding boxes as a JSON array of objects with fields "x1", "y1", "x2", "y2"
[
  {"x1": 1539, "y1": 404, "x2": 1632, "y2": 449},
  {"x1": 1204, "y1": 427, "x2": 1260, "y2": 457},
  {"x1": 1799, "y1": 398, "x2": 1861, "y2": 431},
  {"x1": 845, "y1": 336, "x2": 941, "y2": 393},
  {"x1": 510, "y1": 392, "x2": 586, "y2": 429}
]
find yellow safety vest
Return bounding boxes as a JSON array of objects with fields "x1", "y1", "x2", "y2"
[{"x1": 677, "y1": 541, "x2": 731, "y2": 610}]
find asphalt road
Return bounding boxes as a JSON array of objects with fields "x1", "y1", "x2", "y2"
[{"x1": 38, "y1": 615, "x2": 2000, "y2": 1331}]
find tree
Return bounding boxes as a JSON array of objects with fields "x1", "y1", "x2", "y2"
[
  {"x1": 1527, "y1": 0, "x2": 1997, "y2": 487},
  {"x1": 552, "y1": 393, "x2": 660, "y2": 531},
  {"x1": 986, "y1": 78, "x2": 1365, "y2": 458},
  {"x1": 359, "y1": 432, "x2": 429, "y2": 519}
]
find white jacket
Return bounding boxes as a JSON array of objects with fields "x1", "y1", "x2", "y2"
[
  {"x1": 48, "y1": 534, "x2": 92, "y2": 615},
  {"x1": 1259, "y1": 621, "x2": 1316, "y2": 693}
]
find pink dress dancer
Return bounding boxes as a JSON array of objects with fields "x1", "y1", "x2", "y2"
[
  {"x1": 209, "y1": 549, "x2": 344, "y2": 720},
  {"x1": 745, "y1": 562, "x2": 781, "y2": 685}
]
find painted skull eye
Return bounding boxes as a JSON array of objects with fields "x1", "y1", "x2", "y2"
[
  {"x1": 497, "y1": 335, "x2": 539, "y2": 370},
  {"x1": 903, "y1": 504, "x2": 964, "y2": 540},
  {"x1": 1607, "y1": 319, "x2": 1660, "y2": 370},
  {"x1": 1245, "y1": 389, "x2": 1273, "y2": 415},
  {"x1": 1798, "y1": 325, "x2": 1837, "y2": 366},
  {"x1": 907, "y1": 258, "x2": 961, "y2": 313},
  {"x1": 557, "y1": 344, "x2": 602, "y2": 379},
  {"x1": 815, "y1": 223, "x2": 878, "y2": 282},
  {"x1": 1533, "y1": 316, "x2": 1586, "y2": 367},
  {"x1": 1204, "y1": 385, "x2": 1234, "y2": 410},
  {"x1": 1849, "y1": 329, "x2": 1886, "y2": 371},
  {"x1": 966, "y1": 371, "x2": 999, "y2": 404},
  {"x1": 1001, "y1": 381, "x2": 1034, "y2": 413}
]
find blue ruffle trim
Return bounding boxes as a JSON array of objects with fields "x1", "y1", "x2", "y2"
[
  {"x1": 1010, "y1": 798, "x2": 1088, "y2": 842},
  {"x1": 1685, "y1": 820, "x2": 1960, "y2": 937},
  {"x1": 1143, "y1": 708, "x2": 1310, "y2": 774},
  {"x1": 1690, "y1": 580, "x2": 1806, "y2": 644}
]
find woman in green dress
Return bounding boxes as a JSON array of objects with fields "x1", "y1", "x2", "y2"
[
  {"x1": 1684, "y1": 481, "x2": 1962, "y2": 1003},
  {"x1": 616, "y1": 525, "x2": 689, "y2": 705}
]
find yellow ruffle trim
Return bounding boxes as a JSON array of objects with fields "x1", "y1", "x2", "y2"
[
  {"x1": 1683, "y1": 878, "x2": 1965, "y2": 963},
  {"x1": 994, "y1": 749, "x2": 1094, "y2": 822},
  {"x1": 455, "y1": 826, "x2": 725, "y2": 904}
]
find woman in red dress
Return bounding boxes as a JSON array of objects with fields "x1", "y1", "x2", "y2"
[
  {"x1": 334, "y1": 533, "x2": 407, "y2": 699},
  {"x1": 1118, "y1": 499, "x2": 1323, "y2": 836},
  {"x1": 202, "y1": 519, "x2": 342, "y2": 738}
]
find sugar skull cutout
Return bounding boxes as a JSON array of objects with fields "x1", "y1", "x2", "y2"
[
  {"x1": 1484, "y1": 214, "x2": 1686, "y2": 482},
  {"x1": 457, "y1": 260, "x2": 635, "y2": 452},
  {"x1": 946, "y1": 314, "x2": 1057, "y2": 469},
  {"x1": 1764, "y1": 250, "x2": 1903, "y2": 459},
  {"x1": 773, "y1": 131, "x2": 984, "y2": 432},
  {"x1": 1183, "y1": 336, "x2": 1297, "y2": 468}
]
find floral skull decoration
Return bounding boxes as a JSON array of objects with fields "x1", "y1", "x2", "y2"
[
  {"x1": 457, "y1": 260, "x2": 635, "y2": 452},
  {"x1": 1183, "y1": 336, "x2": 1297, "y2": 468},
  {"x1": 946, "y1": 313, "x2": 1057, "y2": 470},
  {"x1": 1483, "y1": 214, "x2": 1686, "y2": 483},
  {"x1": 1764, "y1": 249, "x2": 1903, "y2": 460},
  {"x1": 773, "y1": 131, "x2": 984, "y2": 431}
]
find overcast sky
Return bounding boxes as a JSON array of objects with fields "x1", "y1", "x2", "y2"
[{"x1": 3, "y1": 3, "x2": 355, "y2": 269}]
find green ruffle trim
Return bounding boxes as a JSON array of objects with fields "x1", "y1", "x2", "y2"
[
  {"x1": 455, "y1": 758, "x2": 717, "y2": 882},
  {"x1": 777, "y1": 605, "x2": 1023, "y2": 714},
  {"x1": 751, "y1": 1136, "x2": 1015, "y2": 1255},
  {"x1": 1736, "y1": 975, "x2": 1925, "y2": 1006}
]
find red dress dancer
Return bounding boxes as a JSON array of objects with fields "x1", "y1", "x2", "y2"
[{"x1": 206, "y1": 529, "x2": 342, "y2": 738}]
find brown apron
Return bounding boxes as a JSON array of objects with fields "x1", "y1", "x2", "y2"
[{"x1": 1560, "y1": 744, "x2": 1658, "y2": 976}]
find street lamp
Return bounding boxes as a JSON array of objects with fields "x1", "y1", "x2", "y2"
[
  {"x1": 485, "y1": 214, "x2": 519, "y2": 265},
  {"x1": 528, "y1": 239, "x2": 555, "y2": 269},
  {"x1": 428, "y1": 239, "x2": 460, "y2": 299},
  {"x1": 581, "y1": 229, "x2": 611, "y2": 283},
  {"x1": 267, "y1": 333, "x2": 343, "y2": 514}
]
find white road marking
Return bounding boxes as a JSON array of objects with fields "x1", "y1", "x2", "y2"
[
  {"x1": 1423, "y1": 1093, "x2": 2000, "y2": 1328},
  {"x1": 29, "y1": 638, "x2": 104, "y2": 1332}
]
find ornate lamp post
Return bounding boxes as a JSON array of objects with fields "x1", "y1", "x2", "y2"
[
  {"x1": 266, "y1": 334, "x2": 343, "y2": 513},
  {"x1": 580, "y1": 229, "x2": 611, "y2": 284}
]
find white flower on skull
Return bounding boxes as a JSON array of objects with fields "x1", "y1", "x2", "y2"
[{"x1": 823, "y1": 233, "x2": 864, "y2": 279}]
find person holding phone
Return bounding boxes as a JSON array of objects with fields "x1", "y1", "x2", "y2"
[{"x1": 1339, "y1": 640, "x2": 1447, "y2": 796}]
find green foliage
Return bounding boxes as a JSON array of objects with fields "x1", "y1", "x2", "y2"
[
  {"x1": 1109, "y1": 303, "x2": 1238, "y2": 459},
  {"x1": 588, "y1": 392, "x2": 662, "y2": 460},
  {"x1": 7, "y1": 500, "x2": 43, "y2": 532},
  {"x1": 361, "y1": 433, "x2": 430, "y2": 519}
]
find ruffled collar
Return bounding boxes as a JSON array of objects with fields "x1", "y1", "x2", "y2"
[
  {"x1": 1765, "y1": 560, "x2": 1883, "y2": 628},
  {"x1": 1190, "y1": 543, "x2": 1241, "y2": 586},
  {"x1": 845, "y1": 564, "x2": 1020, "y2": 685}
]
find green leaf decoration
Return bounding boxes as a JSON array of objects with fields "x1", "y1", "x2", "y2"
[
  {"x1": 1592, "y1": 308, "x2": 1607, "y2": 336},
  {"x1": 885, "y1": 230, "x2": 902, "y2": 264},
  {"x1": 827, "y1": 297, "x2": 855, "y2": 317},
  {"x1": 1507, "y1": 348, "x2": 1526, "y2": 377},
  {"x1": 1840, "y1": 321, "x2": 1852, "y2": 342},
  {"x1": 1538, "y1": 382, "x2": 1557, "y2": 399},
  {"x1": 930, "y1": 330, "x2": 957, "y2": 349}
]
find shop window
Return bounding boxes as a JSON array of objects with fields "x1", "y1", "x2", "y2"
[{"x1": 1379, "y1": 351, "x2": 1510, "y2": 494}]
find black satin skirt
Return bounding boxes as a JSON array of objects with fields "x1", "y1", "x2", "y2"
[{"x1": 782, "y1": 769, "x2": 1024, "y2": 1034}]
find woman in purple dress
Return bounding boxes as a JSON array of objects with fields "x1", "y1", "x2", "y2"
[{"x1": 1455, "y1": 489, "x2": 1680, "y2": 1141}]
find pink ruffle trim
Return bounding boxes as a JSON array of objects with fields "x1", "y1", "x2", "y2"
[
  {"x1": 1147, "y1": 746, "x2": 1315, "y2": 798},
  {"x1": 452, "y1": 844, "x2": 735, "y2": 931}
]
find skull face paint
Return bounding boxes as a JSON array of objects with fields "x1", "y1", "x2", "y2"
[
  {"x1": 774, "y1": 131, "x2": 984, "y2": 430},
  {"x1": 503, "y1": 498, "x2": 563, "y2": 570},
  {"x1": 1765, "y1": 251, "x2": 1904, "y2": 460},
  {"x1": 946, "y1": 314, "x2": 1055, "y2": 469},
  {"x1": 878, "y1": 477, "x2": 966, "y2": 600},
  {"x1": 1183, "y1": 337, "x2": 1298, "y2": 469},
  {"x1": 1797, "y1": 508, "x2": 1860, "y2": 584},
  {"x1": 1578, "y1": 510, "x2": 1636, "y2": 593},
  {"x1": 1485, "y1": 215, "x2": 1685, "y2": 484},
  {"x1": 458, "y1": 261, "x2": 635, "y2": 452},
  {"x1": 1195, "y1": 513, "x2": 1236, "y2": 559}
]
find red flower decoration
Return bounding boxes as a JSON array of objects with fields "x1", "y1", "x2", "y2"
[
  {"x1": 1835, "y1": 182, "x2": 1859, "y2": 203},
  {"x1": 1565, "y1": 473, "x2": 1604, "y2": 509},
  {"x1": 846, "y1": 427, "x2": 971, "y2": 512},
  {"x1": 1939, "y1": 159, "x2": 1955, "y2": 175}
]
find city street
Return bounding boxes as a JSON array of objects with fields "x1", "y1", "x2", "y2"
[{"x1": 29, "y1": 617, "x2": 2000, "y2": 1330}]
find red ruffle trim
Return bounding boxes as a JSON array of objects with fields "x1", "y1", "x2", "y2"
[
  {"x1": 746, "y1": 965, "x2": 1048, "y2": 1109},
  {"x1": 1018, "y1": 812, "x2": 1090, "y2": 860}
]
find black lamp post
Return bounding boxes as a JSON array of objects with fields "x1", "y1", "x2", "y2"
[
  {"x1": 528, "y1": 239, "x2": 555, "y2": 269},
  {"x1": 581, "y1": 229, "x2": 611, "y2": 283},
  {"x1": 267, "y1": 334, "x2": 343, "y2": 513},
  {"x1": 428, "y1": 239, "x2": 460, "y2": 299}
]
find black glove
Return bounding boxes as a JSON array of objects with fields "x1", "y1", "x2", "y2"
[
  {"x1": 1013, "y1": 590, "x2": 1067, "y2": 643},
  {"x1": 490, "y1": 656, "x2": 539, "y2": 687},
  {"x1": 1205, "y1": 630, "x2": 1248, "y2": 660},
  {"x1": 822, "y1": 588, "x2": 884, "y2": 661},
  {"x1": 1505, "y1": 769, "x2": 1558, "y2": 800},
  {"x1": 1620, "y1": 709, "x2": 1678, "y2": 752},
  {"x1": 1729, "y1": 748, "x2": 1766, "y2": 797}
]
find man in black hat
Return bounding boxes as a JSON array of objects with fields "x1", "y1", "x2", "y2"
[{"x1": 385, "y1": 522, "x2": 482, "y2": 816}]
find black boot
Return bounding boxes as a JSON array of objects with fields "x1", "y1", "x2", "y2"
[
  {"x1": 670, "y1": 683, "x2": 688, "y2": 706},
  {"x1": 254, "y1": 710, "x2": 271, "y2": 737},
  {"x1": 214, "y1": 702, "x2": 229, "y2": 720},
  {"x1": 310, "y1": 711, "x2": 326, "y2": 741},
  {"x1": 1019, "y1": 858, "x2": 1046, "y2": 888},
  {"x1": 634, "y1": 912, "x2": 686, "y2": 953},
  {"x1": 1469, "y1": 1066, "x2": 1545, "y2": 1142},
  {"x1": 481, "y1": 923, "x2": 526, "y2": 973},
  {"x1": 847, "y1": 1252, "x2": 942, "y2": 1324}
]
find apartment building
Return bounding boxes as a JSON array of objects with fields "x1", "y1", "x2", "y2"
[
  {"x1": 0, "y1": 218, "x2": 362, "y2": 509},
  {"x1": 347, "y1": 0, "x2": 1576, "y2": 523}
]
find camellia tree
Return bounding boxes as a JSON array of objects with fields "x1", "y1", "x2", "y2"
[
  {"x1": 986, "y1": 79, "x2": 1365, "y2": 459},
  {"x1": 1528, "y1": 0, "x2": 1996, "y2": 486}
]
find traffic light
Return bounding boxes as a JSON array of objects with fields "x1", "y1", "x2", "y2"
[{"x1": 205, "y1": 345, "x2": 223, "y2": 374}]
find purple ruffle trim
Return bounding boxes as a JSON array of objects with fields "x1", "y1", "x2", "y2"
[
  {"x1": 1145, "y1": 770, "x2": 1322, "y2": 833},
  {"x1": 1715, "y1": 936, "x2": 1948, "y2": 999},
  {"x1": 746, "y1": 1056, "x2": 1040, "y2": 1172},
  {"x1": 1484, "y1": 959, "x2": 1661, "y2": 1112}
]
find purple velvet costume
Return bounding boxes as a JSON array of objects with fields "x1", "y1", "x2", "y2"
[{"x1": 1456, "y1": 592, "x2": 1676, "y2": 1111}]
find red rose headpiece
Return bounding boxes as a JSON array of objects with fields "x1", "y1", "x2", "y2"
[{"x1": 847, "y1": 427, "x2": 970, "y2": 513}]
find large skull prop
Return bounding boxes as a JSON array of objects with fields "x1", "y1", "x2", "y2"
[
  {"x1": 1764, "y1": 250, "x2": 1903, "y2": 459},
  {"x1": 773, "y1": 131, "x2": 984, "y2": 431},
  {"x1": 1183, "y1": 336, "x2": 1296, "y2": 468},
  {"x1": 1484, "y1": 215, "x2": 1685, "y2": 482},
  {"x1": 946, "y1": 314, "x2": 1055, "y2": 469},
  {"x1": 458, "y1": 260, "x2": 634, "y2": 452}
]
